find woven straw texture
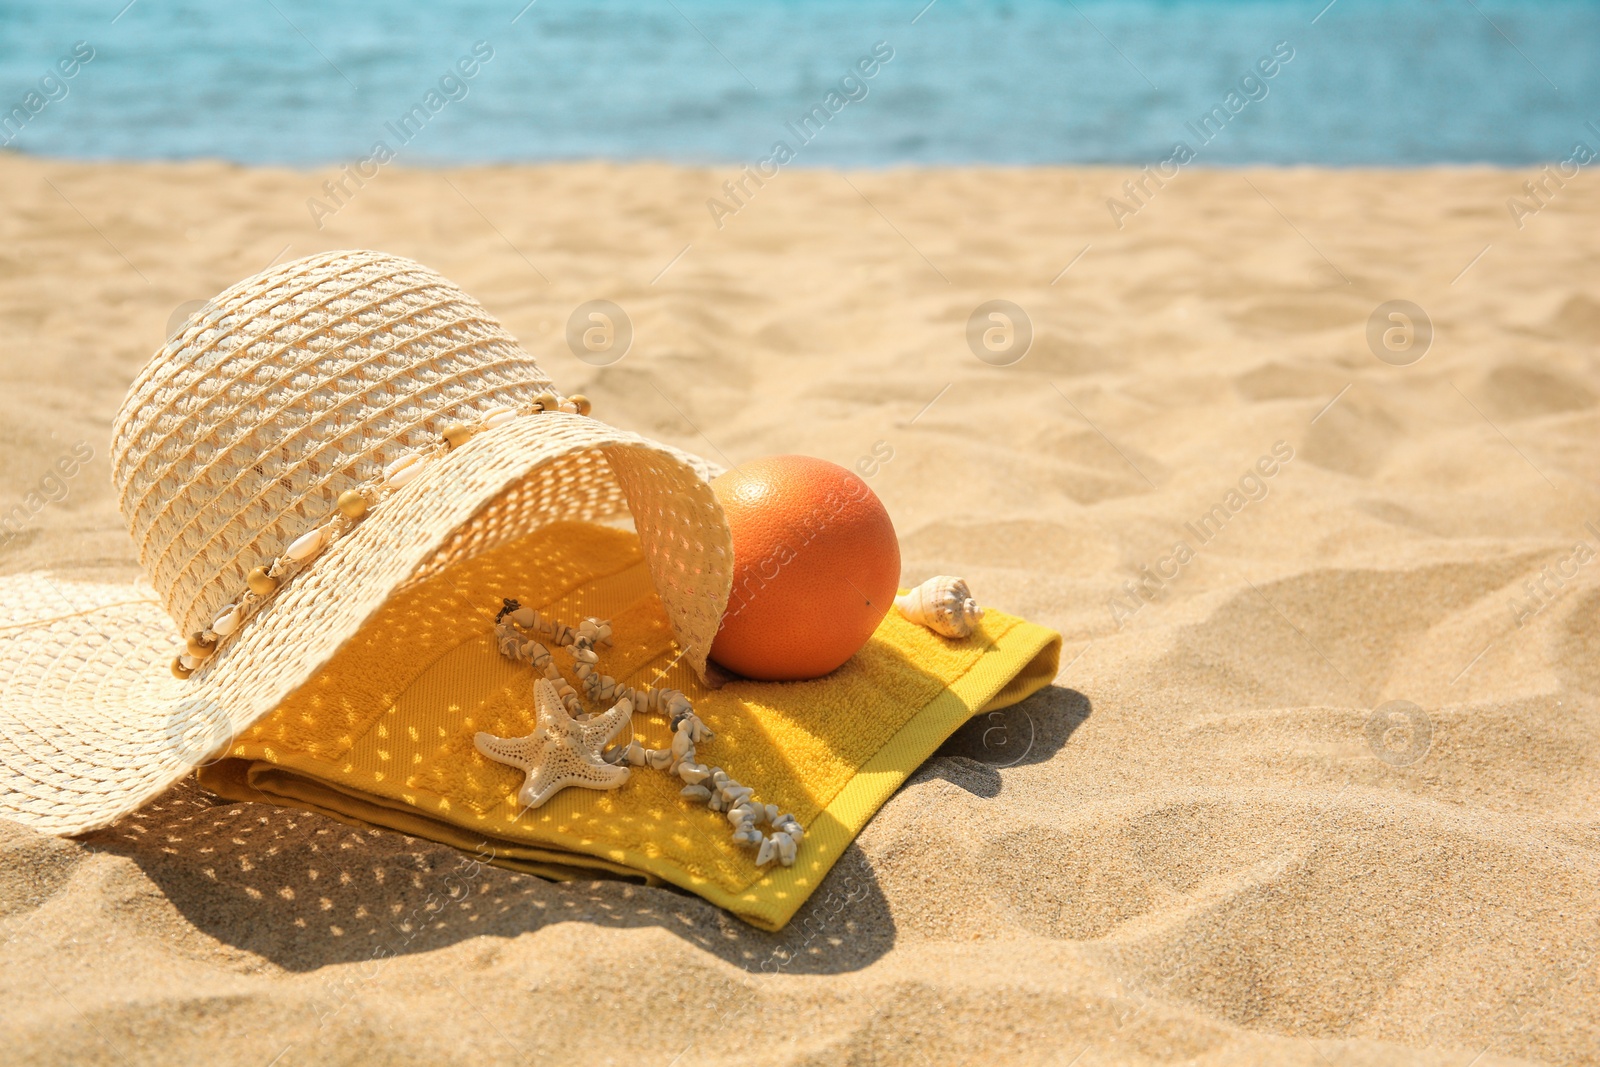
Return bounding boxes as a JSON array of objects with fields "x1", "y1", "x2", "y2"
[{"x1": 0, "y1": 250, "x2": 733, "y2": 834}]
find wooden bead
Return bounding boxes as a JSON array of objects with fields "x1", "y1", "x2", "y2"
[
  {"x1": 570, "y1": 394, "x2": 592, "y2": 416},
  {"x1": 171, "y1": 656, "x2": 193, "y2": 680},
  {"x1": 441, "y1": 422, "x2": 477, "y2": 449},
  {"x1": 185, "y1": 633, "x2": 214, "y2": 658},
  {"x1": 337, "y1": 489, "x2": 369, "y2": 520},
  {"x1": 247, "y1": 566, "x2": 279, "y2": 596},
  {"x1": 534, "y1": 391, "x2": 559, "y2": 412}
]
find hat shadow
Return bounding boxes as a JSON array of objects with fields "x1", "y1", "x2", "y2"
[
  {"x1": 74, "y1": 691, "x2": 1083, "y2": 976},
  {"x1": 920, "y1": 684, "x2": 1091, "y2": 798},
  {"x1": 79, "y1": 777, "x2": 895, "y2": 976}
]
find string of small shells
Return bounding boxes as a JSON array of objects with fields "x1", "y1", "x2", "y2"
[
  {"x1": 171, "y1": 391, "x2": 593, "y2": 679},
  {"x1": 493, "y1": 599, "x2": 805, "y2": 867}
]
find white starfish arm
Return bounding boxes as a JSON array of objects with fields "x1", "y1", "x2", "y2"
[
  {"x1": 474, "y1": 731, "x2": 532, "y2": 767},
  {"x1": 533, "y1": 678, "x2": 573, "y2": 729},
  {"x1": 578, "y1": 697, "x2": 634, "y2": 751},
  {"x1": 520, "y1": 757, "x2": 630, "y2": 808}
]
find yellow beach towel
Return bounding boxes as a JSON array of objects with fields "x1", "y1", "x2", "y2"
[{"x1": 199, "y1": 521, "x2": 1060, "y2": 930}]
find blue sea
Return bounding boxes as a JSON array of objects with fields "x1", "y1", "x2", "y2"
[{"x1": 0, "y1": 0, "x2": 1596, "y2": 165}]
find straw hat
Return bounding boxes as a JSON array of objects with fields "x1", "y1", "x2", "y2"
[{"x1": 0, "y1": 250, "x2": 733, "y2": 835}]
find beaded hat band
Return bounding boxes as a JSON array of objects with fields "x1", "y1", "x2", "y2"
[{"x1": 0, "y1": 250, "x2": 733, "y2": 835}]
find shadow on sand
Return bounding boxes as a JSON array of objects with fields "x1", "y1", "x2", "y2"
[
  {"x1": 80, "y1": 777, "x2": 894, "y2": 976},
  {"x1": 78, "y1": 686, "x2": 1085, "y2": 975},
  {"x1": 924, "y1": 684, "x2": 1090, "y2": 798}
]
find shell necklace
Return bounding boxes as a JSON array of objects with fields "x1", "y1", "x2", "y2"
[{"x1": 477, "y1": 599, "x2": 804, "y2": 868}]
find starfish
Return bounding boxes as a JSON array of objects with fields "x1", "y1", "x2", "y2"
[{"x1": 474, "y1": 678, "x2": 633, "y2": 810}]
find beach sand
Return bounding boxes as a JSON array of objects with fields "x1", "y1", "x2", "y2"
[{"x1": 1, "y1": 154, "x2": 1597, "y2": 1065}]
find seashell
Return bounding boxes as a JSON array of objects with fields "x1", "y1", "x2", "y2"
[
  {"x1": 211, "y1": 606, "x2": 242, "y2": 636},
  {"x1": 893, "y1": 575, "x2": 984, "y2": 639},
  {"x1": 482, "y1": 405, "x2": 517, "y2": 429},
  {"x1": 383, "y1": 453, "x2": 424, "y2": 489},
  {"x1": 773, "y1": 830, "x2": 797, "y2": 866},
  {"x1": 285, "y1": 527, "x2": 326, "y2": 561}
]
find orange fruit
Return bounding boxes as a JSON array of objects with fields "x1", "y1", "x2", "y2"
[{"x1": 709, "y1": 455, "x2": 901, "y2": 681}]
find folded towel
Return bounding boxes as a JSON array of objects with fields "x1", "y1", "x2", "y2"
[{"x1": 199, "y1": 521, "x2": 1060, "y2": 929}]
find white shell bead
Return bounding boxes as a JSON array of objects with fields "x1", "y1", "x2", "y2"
[
  {"x1": 383, "y1": 453, "x2": 424, "y2": 489},
  {"x1": 774, "y1": 830, "x2": 797, "y2": 865},
  {"x1": 483, "y1": 406, "x2": 517, "y2": 428},
  {"x1": 285, "y1": 527, "x2": 326, "y2": 561},
  {"x1": 211, "y1": 606, "x2": 242, "y2": 636}
]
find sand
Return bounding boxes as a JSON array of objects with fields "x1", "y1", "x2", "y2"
[{"x1": 1, "y1": 153, "x2": 1597, "y2": 1065}]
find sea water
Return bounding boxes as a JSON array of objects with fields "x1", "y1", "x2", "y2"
[{"x1": 0, "y1": 0, "x2": 1595, "y2": 165}]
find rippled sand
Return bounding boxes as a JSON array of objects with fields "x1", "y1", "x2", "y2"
[{"x1": 1, "y1": 155, "x2": 1596, "y2": 1065}]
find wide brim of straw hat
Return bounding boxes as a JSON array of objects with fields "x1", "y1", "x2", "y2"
[{"x1": 0, "y1": 414, "x2": 733, "y2": 835}]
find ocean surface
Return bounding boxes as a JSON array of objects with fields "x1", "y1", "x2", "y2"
[{"x1": 1, "y1": 0, "x2": 1596, "y2": 165}]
